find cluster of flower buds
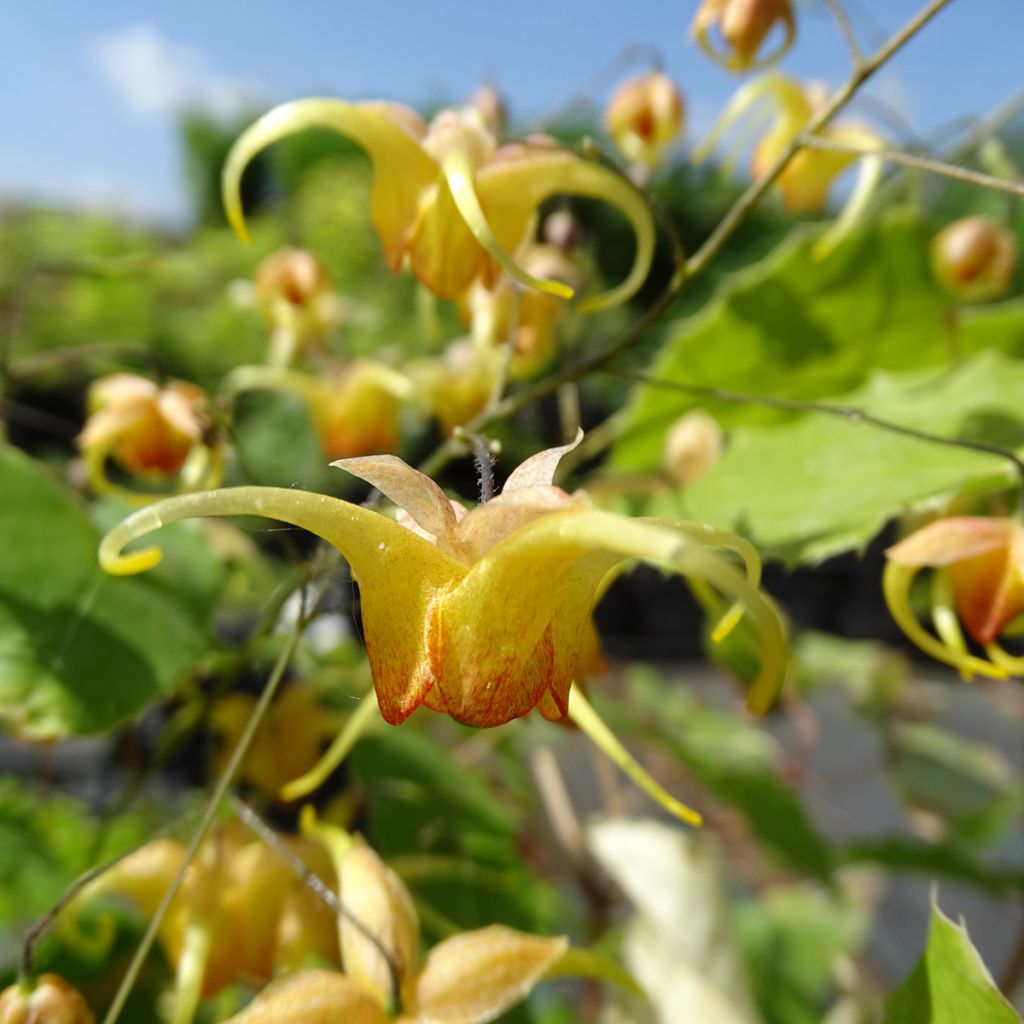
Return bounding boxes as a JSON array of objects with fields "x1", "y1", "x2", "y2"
[
  {"x1": 691, "y1": 0, "x2": 796, "y2": 72},
  {"x1": 77, "y1": 374, "x2": 224, "y2": 501},
  {"x1": 930, "y1": 216, "x2": 1017, "y2": 302}
]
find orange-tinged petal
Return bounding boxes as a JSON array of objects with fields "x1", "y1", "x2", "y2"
[
  {"x1": 885, "y1": 517, "x2": 1015, "y2": 567},
  {"x1": 413, "y1": 926, "x2": 568, "y2": 1024},
  {"x1": 502, "y1": 429, "x2": 582, "y2": 491},
  {"x1": 476, "y1": 146, "x2": 655, "y2": 312},
  {"x1": 98, "y1": 487, "x2": 465, "y2": 724},
  {"x1": 948, "y1": 536, "x2": 1024, "y2": 644},
  {"x1": 220, "y1": 970, "x2": 389, "y2": 1024},
  {"x1": 222, "y1": 98, "x2": 438, "y2": 271}
]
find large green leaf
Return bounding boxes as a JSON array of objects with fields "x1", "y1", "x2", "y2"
[
  {"x1": 885, "y1": 903, "x2": 1020, "y2": 1023},
  {"x1": 643, "y1": 349, "x2": 1024, "y2": 563},
  {"x1": 611, "y1": 210, "x2": 1024, "y2": 471},
  {"x1": 0, "y1": 446, "x2": 205, "y2": 738}
]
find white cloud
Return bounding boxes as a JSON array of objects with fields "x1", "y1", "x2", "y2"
[{"x1": 88, "y1": 23, "x2": 262, "y2": 121}]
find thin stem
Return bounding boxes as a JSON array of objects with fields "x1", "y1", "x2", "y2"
[
  {"x1": 802, "y1": 135, "x2": 1024, "y2": 198},
  {"x1": 100, "y1": 603, "x2": 308, "y2": 1024},
  {"x1": 608, "y1": 367, "x2": 1024, "y2": 500},
  {"x1": 824, "y1": 0, "x2": 865, "y2": 65}
]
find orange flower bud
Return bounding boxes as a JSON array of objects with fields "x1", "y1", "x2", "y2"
[
  {"x1": 663, "y1": 410, "x2": 723, "y2": 485},
  {"x1": 254, "y1": 248, "x2": 341, "y2": 364},
  {"x1": 605, "y1": 72, "x2": 685, "y2": 168},
  {"x1": 0, "y1": 976, "x2": 94, "y2": 1024},
  {"x1": 692, "y1": 0, "x2": 796, "y2": 73},
  {"x1": 930, "y1": 216, "x2": 1016, "y2": 302}
]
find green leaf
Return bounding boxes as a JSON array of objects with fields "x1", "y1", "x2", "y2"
[
  {"x1": 885, "y1": 903, "x2": 1020, "y2": 1023},
  {"x1": 644, "y1": 349, "x2": 1024, "y2": 563},
  {"x1": 611, "y1": 210, "x2": 1024, "y2": 471},
  {"x1": 0, "y1": 445, "x2": 205, "y2": 737}
]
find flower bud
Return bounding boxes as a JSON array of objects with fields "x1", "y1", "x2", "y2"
[
  {"x1": 0, "y1": 976, "x2": 94, "y2": 1024},
  {"x1": 692, "y1": 0, "x2": 796, "y2": 73},
  {"x1": 541, "y1": 208, "x2": 580, "y2": 253},
  {"x1": 469, "y1": 83, "x2": 507, "y2": 137},
  {"x1": 663, "y1": 410, "x2": 723, "y2": 485},
  {"x1": 605, "y1": 72, "x2": 685, "y2": 168},
  {"x1": 930, "y1": 216, "x2": 1016, "y2": 302}
]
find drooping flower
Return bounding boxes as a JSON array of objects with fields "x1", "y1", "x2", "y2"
[
  {"x1": 694, "y1": 73, "x2": 883, "y2": 255},
  {"x1": 77, "y1": 373, "x2": 224, "y2": 501},
  {"x1": 226, "y1": 360, "x2": 412, "y2": 460},
  {"x1": 253, "y1": 247, "x2": 344, "y2": 365},
  {"x1": 0, "y1": 974, "x2": 94, "y2": 1024},
  {"x1": 221, "y1": 810, "x2": 569, "y2": 1024},
  {"x1": 408, "y1": 339, "x2": 499, "y2": 437},
  {"x1": 604, "y1": 71, "x2": 685, "y2": 169},
  {"x1": 930, "y1": 216, "x2": 1017, "y2": 303},
  {"x1": 691, "y1": 0, "x2": 796, "y2": 73},
  {"x1": 99, "y1": 435, "x2": 787, "y2": 822},
  {"x1": 223, "y1": 99, "x2": 654, "y2": 310},
  {"x1": 73, "y1": 825, "x2": 339, "y2": 1024},
  {"x1": 884, "y1": 516, "x2": 1024, "y2": 679}
]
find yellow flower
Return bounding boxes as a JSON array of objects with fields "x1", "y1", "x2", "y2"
[
  {"x1": 253, "y1": 247, "x2": 343, "y2": 365},
  {"x1": 226, "y1": 360, "x2": 411, "y2": 460},
  {"x1": 99, "y1": 435, "x2": 787, "y2": 822},
  {"x1": 695, "y1": 73, "x2": 883, "y2": 255},
  {"x1": 222, "y1": 99, "x2": 654, "y2": 310},
  {"x1": 77, "y1": 373, "x2": 224, "y2": 501},
  {"x1": 884, "y1": 516, "x2": 1024, "y2": 679},
  {"x1": 222, "y1": 811, "x2": 570, "y2": 1024},
  {"x1": 691, "y1": 0, "x2": 796, "y2": 73},
  {"x1": 930, "y1": 216, "x2": 1017, "y2": 303},
  {"x1": 604, "y1": 71, "x2": 685, "y2": 169}
]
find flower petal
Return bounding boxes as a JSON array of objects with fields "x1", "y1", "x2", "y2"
[
  {"x1": 476, "y1": 146, "x2": 655, "y2": 312},
  {"x1": 221, "y1": 970, "x2": 389, "y2": 1024},
  {"x1": 502, "y1": 429, "x2": 583, "y2": 492},
  {"x1": 222, "y1": 98, "x2": 437, "y2": 271},
  {"x1": 414, "y1": 926, "x2": 567, "y2": 1024},
  {"x1": 98, "y1": 487, "x2": 464, "y2": 723},
  {"x1": 886, "y1": 517, "x2": 1014, "y2": 567}
]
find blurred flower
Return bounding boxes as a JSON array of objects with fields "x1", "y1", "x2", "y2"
[
  {"x1": 254, "y1": 247, "x2": 344, "y2": 365},
  {"x1": 221, "y1": 810, "x2": 569, "y2": 1023},
  {"x1": 605, "y1": 71, "x2": 685, "y2": 169},
  {"x1": 223, "y1": 99, "x2": 653, "y2": 311},
  {"x1": 226, "y1": 361, "x2": 411, "y2": 460},
  {"x1": 0, "y1": 975, "x2": 94, "y2": 1024},
  {"x1": 468, "y1": 82, "x2": 507, "y2": 137},
  {"x1": 77, "y1": 373, "x2": 224, "y2": 500},
  {"x1": 409, "y1": 339, "x2": 499, "y2": 436},
  {"x1": 100, "y1": 434, "x2": 787, "y2": 822},
  {"x1": 663, "y1": 410, "x2": 723, "y2": 485},
  {"x1": 695, "y1": 73, "x2": 883, "y2": 255},
  {"x1": 930, "y1": 216, "x2": 1016, "y2": 302},
  {"x1": 884, "y1": 516, "x2": 1024, "y2": 679},
  {"x1": 74, "y1": 825, "x2": 338, "y2": 1024},
  {"x1": 691, "y1": 0, "x2": 796, "y2": 73}
]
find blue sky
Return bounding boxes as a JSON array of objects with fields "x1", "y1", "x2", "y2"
[{"x1": 2, "y1": 1, "x2": 1021, "y2": 225}]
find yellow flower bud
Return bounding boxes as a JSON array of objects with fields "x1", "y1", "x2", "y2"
[
  {"x1": 0, "y1": 976, "x2": 94, "y2": 1024},
  {"x1": 663, "y1": 410, "x2": 723, "y2": 485},
  {"x1": 605, "y1": 72, "x2": 685, "y2": 168},
  {"x1": 692, "y1": 0, "x2": 796, "y2": 73},
  {"x1": 930, "y1": 216, "x2": 1016, "y2": 302}
]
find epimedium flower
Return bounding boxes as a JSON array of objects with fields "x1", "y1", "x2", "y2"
[
  {"x1": 694, "y1": 72, "x2": 883, "y2": 256},
  {"x1": 0, "y1": 974, "x2": 94, "y2": 1024},
  {"x1": 253, "y1": 247, "x2": 344, "y2": 366},
  {"x1": 604, "y1": 71, "x2": 685, "y2": 170},
  {"x1": 691, "y1": 0, "x2": 796, "y2": 73},
  {"x1": 98, "y1": 434, "x2": 788, "y2": 823},
  {"x1": 221, "y1": 809, "x2": 570, "y2": 1024},
  {"x1": 226, "y1": 360, "x2": 412, "y2": 460},
  {"x1": 883, "y1": 516, "x2": 1024, "y2": 680},
  {"x1": 77, "y1": 373, "x2": 224, "y2": 502},
  {"x1": 71, "y1": 825, "x2": 339, "y2": 1024},
  {"x1": 223, "y1": 99, "x2": 654, "y2": 310}
]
